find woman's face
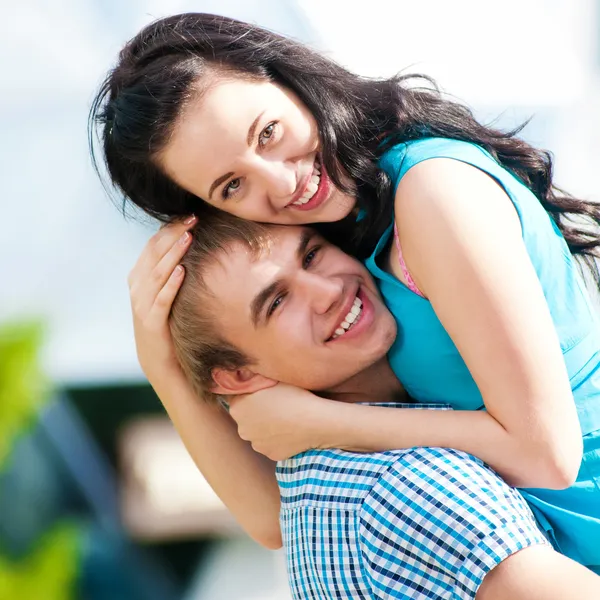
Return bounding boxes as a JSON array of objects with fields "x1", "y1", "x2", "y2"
[{"x1": 158, "y1": 77, "x2": 356, "y2": 225}]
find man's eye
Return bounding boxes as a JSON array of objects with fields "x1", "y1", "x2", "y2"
[
  {"x1": 223, "y1": 178, "x2": 241, "y2": 199},
  {"x1": 303, "y1": 246, "x2": 321, "y2": 268},
  {"x1": 259, "y1": 122, "x2": 278, "y2": 147},
  {"x1": 267, "y1": 293, "x2": 285, "y2": 317}
]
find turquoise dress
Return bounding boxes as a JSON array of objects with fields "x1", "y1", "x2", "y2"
[{"x1": 365, "y1": 137, "x2": 600, "y2": 571}]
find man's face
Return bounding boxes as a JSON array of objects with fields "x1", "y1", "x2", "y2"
[{"x1": 204, "y1": 226, "x2": 397, "y2": 391}]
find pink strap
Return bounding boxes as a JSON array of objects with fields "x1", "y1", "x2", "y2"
[{"x1": 393, "y1": 223, "x2": 425, "y2": 297}]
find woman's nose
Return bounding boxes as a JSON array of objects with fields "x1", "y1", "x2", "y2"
[{"x1": 259, "y1": 160, "x2": 297, "y2": 201}]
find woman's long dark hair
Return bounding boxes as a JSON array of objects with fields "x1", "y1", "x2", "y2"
[{"x1": 89, "y1": 12, "x2": 600, "y2": 277}]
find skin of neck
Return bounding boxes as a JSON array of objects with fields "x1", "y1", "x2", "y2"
[{"x1": 318, "y1": 357, "x2": 407, "y2": 405}]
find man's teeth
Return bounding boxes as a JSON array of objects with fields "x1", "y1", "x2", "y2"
[
  {"x1": 292, "y1": 161, "x2": 321, "y2": 206},
  {"x1": 331, "y1": 296, "x2": 363, "y2": 339}
]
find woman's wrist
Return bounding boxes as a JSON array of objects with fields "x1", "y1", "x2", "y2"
[{"x1": 317, "y1": 400, "x2": 375, "y2": 452}]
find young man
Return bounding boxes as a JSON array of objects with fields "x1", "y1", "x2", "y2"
[{"x1": 169, "y1": 212, "x2": 600, "y2": 600}]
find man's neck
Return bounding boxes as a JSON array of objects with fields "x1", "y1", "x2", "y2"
[{"x1": 320, "y1": 358, "x2": 406, "y2": 405}]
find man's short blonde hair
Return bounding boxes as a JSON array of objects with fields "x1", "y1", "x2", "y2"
[{"x1": 170, "y1": 208, "x2": 271, "y2": 403}]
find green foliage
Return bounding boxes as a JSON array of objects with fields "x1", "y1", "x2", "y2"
[
  {"x1": 0, "y1": 322, "x2": 49, "y2": 468},
  {"x1": 0, "y1": 524, "x2": 79, "y2": 600},
  {"x1": 0, "y1": 322, "x2": 80, "y2": 598}
]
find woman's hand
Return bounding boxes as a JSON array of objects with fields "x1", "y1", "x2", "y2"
[
  {"x1": 228, "y1": 384, "x2": 339, "y2": 461},
  {"x1": 127, "y1": 215, "x2": 196, "y2": 390}
]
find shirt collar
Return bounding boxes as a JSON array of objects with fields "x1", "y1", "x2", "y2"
[{"x1": 356, "y1": 401, "x2": 452, "y2": 410}]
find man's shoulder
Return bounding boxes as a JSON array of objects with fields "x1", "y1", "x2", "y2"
[
  {"x1": 277, "y1": 447, "x2": 409, "y2": 510},
  {"x1": 358, "y1": 445, "x2": 536, "y2": 544},
  {"x1": 355, "y1": 447, "x2": 550, "y2": 598},
  {"x1": 277, "y1": 446, "x2": 472, "y2": 512}
]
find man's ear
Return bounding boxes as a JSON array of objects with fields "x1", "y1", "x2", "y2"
[{"x1": 211, "y1": 367, "x2": 277, "y2": 396}]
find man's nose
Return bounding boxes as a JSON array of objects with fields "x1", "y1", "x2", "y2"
[{"x1": 298, "y1": 272, "x2": 344, "y2": 314}]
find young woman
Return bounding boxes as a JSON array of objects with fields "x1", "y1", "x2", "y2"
[{"x1": 90, "y1": 13, "x2": 600, "y2": 570}]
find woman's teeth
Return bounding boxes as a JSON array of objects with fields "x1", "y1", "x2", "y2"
[
  {"x1": 331, "y1": 296, "x2": 363, "y2": 340},
  {"x1": 292, "y1": 160, "x2": 321, "y2": 206}
]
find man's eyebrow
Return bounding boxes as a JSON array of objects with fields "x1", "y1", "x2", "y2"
[
  {"x1": 250, "y1": 281, "x2": 280, "y2": 327},
  {"x1": 296, "y1": 229, "x2": 314, "y2": 262},
  {"x1": 207, "y1": 111, "x2": 266, "y2": 200},
  {"x1": 249, "y1": 230, "x2": 316, "y2": 327}
]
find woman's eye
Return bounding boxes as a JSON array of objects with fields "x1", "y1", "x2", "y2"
[
  {"x1": 223, "y1": 178, "x2": 241, "y2": 199},
  {"x1": 303, "y1": 246, "x2": 321, "y2": 268},
  {"x1": 267, "y1": 294, "x2": 285, "y2": 317},
  {"x1": 259, "y1": 122, "x2": 278, "y2": 147}
]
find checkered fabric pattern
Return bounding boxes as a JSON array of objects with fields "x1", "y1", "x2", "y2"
[{"x1": 277, "y1": 404, "x2": 550, "y2": 600}]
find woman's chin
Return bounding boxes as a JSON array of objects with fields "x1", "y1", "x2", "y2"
[{"x1": 312, "y1": 193, "x2": 357, "y2": 223}]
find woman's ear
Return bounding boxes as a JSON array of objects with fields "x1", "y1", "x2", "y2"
[{"x1": 211, "y1": 367, "x2": 277, "y2": 396}]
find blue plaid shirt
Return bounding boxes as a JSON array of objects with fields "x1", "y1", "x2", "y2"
[{"x1": 276, "y1": 404, "x2": 550, "y2": 599}]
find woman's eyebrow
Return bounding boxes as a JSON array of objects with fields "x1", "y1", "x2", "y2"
[
  {"x1": 247, "y1": 110, "x2": 265, "y2": 145},
  {"x1": 208, "y1": 110, "x2": 266, "y2": 200},
  {"x1": 208, "y1": 172, "x2": 234, "y2": 199}
]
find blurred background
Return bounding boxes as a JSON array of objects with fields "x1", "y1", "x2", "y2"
[{"x1": 0, "y1": 0, "x2": 599, "y2": 598}]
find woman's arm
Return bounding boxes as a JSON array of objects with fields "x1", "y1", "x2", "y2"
[
  {"x1": 477, "y1": 545, "x2": 600, "y2": 599},
  {"x1": 154, "y1": 373, "x2": 282, "y2": 548},
  {"x1": 345, "y1": 157, "x2": 582, "y2": 489},
  {"x1": 129, "y1": 219, "x2": 282, "y2": 548}
]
